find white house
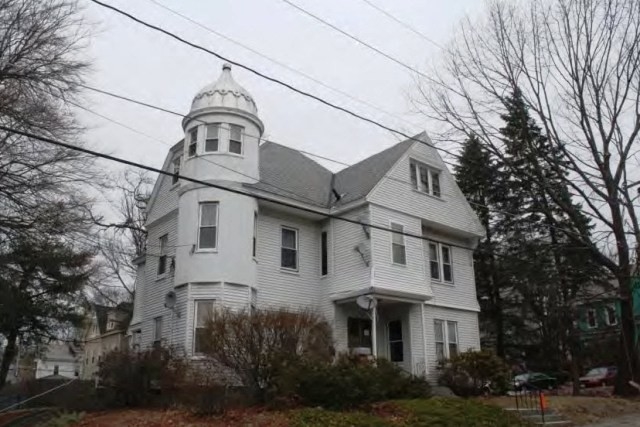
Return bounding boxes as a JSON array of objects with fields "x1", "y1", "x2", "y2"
[
  {"x1": 128, "y1": 63, "x2": 485, "y2": 380},
  {"x1": 35, "y1": 343, "x2": 79, "y2": 380}
]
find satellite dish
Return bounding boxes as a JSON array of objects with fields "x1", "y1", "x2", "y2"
[
  {"x1": 164, "y1": 291, "x2": 177, "y2": 309},
  {"x1": 356, "y1": 295, "x2": 377, "y2": 311}
]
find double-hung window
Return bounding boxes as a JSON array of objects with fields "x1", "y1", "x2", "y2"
[
  {"x1": 153, "y1": 316, "x2": 163, "y2": 346},
  {"x1": 205, "y1": 124, "x2": 220, "y2": 152},
  {"x1": 321, "y1": 231, "x2": 328, "y2": 276},
  {"x1": 172, "y1": 156, "x2": 181, "y2": 184},
  {"x1": 229, "y1": 124, "x2": 243, "y2": 154},
  {"x1": 281, "y1": 227, "x2": 298, "y2": 270},
  {"x1": 188, "y1": 127, "x2": 198, "y2": 157},
  {"x1": 157, "y1": 234, "x2": 168, "y2": 275},
  {"x1": 391, "y1": 222, "x2": 406, "y2": 265},
  {"x1": 198, "y1": 202, "x2": 218, "y2": 250},
  {"x1": 434, "y1": 319, "x2": 458, "y2": 361},
  {"x1": 194, "y1": 300, "x2": 215, "y2": 354},
  {"x1": 409, "y1": 160, "x2": 441, "y2": 197},
  {"x1": 605, "y1": 305, "x2": 617, "y2": 326},
  {"x1": 428, "y1": 241, "x2": 453, "y2": 283}
]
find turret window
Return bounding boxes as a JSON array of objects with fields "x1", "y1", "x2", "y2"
[
  {"x1": 188, "y1": 127, "x2": 198, "y2": 157},
  {"x1": 229, "y1": 124, "x2": 243, "y2": 154},
  {"x1": 198, "y1": 202, "x2": 218, "y2": 250},
  {"x1": 205, "y1": 124, "x2": 220, "y2": 152}
]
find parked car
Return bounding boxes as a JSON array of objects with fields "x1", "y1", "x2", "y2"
[
  {"x1": 579, "y1": 366, "x2": 617, "y2": 387},
  {"x1": 513, "y1": 372, "x2": 558, "y2": 391}
]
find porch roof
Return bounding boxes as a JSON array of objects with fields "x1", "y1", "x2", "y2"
[{"x1": 330, "y1": 286, "x2": 432, "y2": 304}]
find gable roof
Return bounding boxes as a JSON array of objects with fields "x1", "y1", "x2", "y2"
[{"x1": 246, "y1": 135, "x2": 418, "y2": 208}]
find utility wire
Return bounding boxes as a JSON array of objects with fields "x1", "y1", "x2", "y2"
[
  {"x1": 355, "y1": 0, "x2": 446, "y2": 50},
  {"x1": 277, "y1": 0, "x2": 440, "y2": 84},
  {"x1": 0, "y1": 124, "x2": 478, "y2": 253},
  {"x1": 87, "y1": 0, "x2": 462, "y2": 162},
  {"x1": 145, "y1": 0, "x2": 421, "y2": 131}
]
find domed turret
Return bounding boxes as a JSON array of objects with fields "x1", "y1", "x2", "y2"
[{"x1": 185, "y1": 63, "x2": 263, "y2": 133}]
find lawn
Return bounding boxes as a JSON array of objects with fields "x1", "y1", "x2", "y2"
[
  {"x1": 485, "y1": 395, "x2": 640, "y2": 425},
  {"x1": 74, "y1": 398, "x2": 529, "y2": 427}
]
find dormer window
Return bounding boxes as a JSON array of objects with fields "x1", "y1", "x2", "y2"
[
  {"x1": 229, "y1": 124, "x2": 243, "y2": 154},
  {"x1": 205, "y1": 124, "x2": 220, "y2": 152},
  {"x1": 188, "y1": 127, "x2": 198, "y2": 157},
  {"x1": 410, "y1": 159, "x2": 441, "y2": 197}
]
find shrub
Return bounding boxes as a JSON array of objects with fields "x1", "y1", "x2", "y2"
[
  {"x1": 283, "y1": 354, "x2": 431, "y2": 410},
  {"x1": 199, "y1": 307, "x2": 333, "y2": 402},
  {"x1": 98, "y1": 346, "x2": 188, "y2": 407},
  {"x1": 288, "y1": 408, "x2": 391, "y2": 427},
  {"x1": 42, "y1": 411, "x2": 85, "y2": 427},
  {"x1": 438, "y1": 350, "x2": 511, "y2": 397}
]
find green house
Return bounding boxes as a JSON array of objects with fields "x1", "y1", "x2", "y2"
[{"x1": 577, "y1": 277, "x2": 640, "y2": 347}]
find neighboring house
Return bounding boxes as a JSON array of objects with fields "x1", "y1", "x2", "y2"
[
  {"x1": 577, "y1": 277, "x2": 640, "y2": 346},
  {"x1": 81, "y1": 303, "x2": 132, "y2": 379},
  {"x1": 35, "y1": 343, "x2": 80, "y2": 379},
  {"x1": 128, "y1": 63, "x2": 485, "y2": 380}
]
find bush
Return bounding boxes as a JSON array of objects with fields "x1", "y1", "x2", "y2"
[
  {"x1": 282, "y1": 354, "x2": 431, "y2": 410},
  {"x1": 288, "y1": 408, "x2": 391, "y2": 427},
  {"x1": 199, "y1": 307, "x2": 333, "y2": 402},
  {"x1": 98, "y1": 346, "x2": 188, "y2": 407},
  {"x1": 438, "y1": 350, "x2": 511, "y2": 397}
]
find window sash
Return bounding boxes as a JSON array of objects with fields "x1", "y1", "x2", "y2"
[
  {"x1": 229, "y1": 124, "x2": 243, "y2": 154},
  {"x1": 188, "y1": 128, "x2": 198, "y2": 156},
  {"x1": 253, "y1": 212, "x2": 258, "y2": 258},
  {"x1": 429, "y1": 242, "x2": 440, "y2": 280},
  {"x1": 153, "y1": 317, "x2": 162, "y2": 342},
  {"x1": 194, "y1": 300, "x2": 215, "y2": 354},
  {"x1": 419, "y1": 165, "x2": 430, "y2": 193},
  {"x1": 442, "y1": 245, "x2": 453, "y2": 282},
  {"x1": 434, "y1": 319, "x2": 458, "y2": 361},
  {"x1": 172, "y1": 157, "x2": 181, "y2": 184},
  {"x1": 205, "y1": 124, "x2": 220, "y2": 152},
  {"x1": 410, "y1": 163, "x2": 418, "y2": 189},
  {"x1": 158, "y1": 235, "x2": 168, "y2": 275},
  {"x1": 434, "y1": 320, "x2": 445, "y2": 361},
  {"x1": 391, "y1": 223, "x2": 406, "y2": 265},
  {"x1": 198, "y1": 203, "x2": 218, "y2": 249},
  {"x1": 321, "y1": 231, "x2": 328, "y2": 276},
  {"x1": 431, "y1": 171, "x2": 441, "y2": 197},
  {"x1": 587, "y1": 309, "x2": 597, "y2": 328},
  {"x1": 348, "y1": 317, "x2": 372, "y2": 349},
  {"x1": 605, "y1": 306, "x2": 617, "y2": 326},
  {"x1": 281, "y1": 227, "x2": 298, "y2": 269}
]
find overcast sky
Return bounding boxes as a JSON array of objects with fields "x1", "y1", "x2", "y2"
[{"x1": 79, "y1": 0, "x2": 482, "y2": 183}]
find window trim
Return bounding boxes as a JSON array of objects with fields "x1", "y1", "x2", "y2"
[
  {"x1": 390, "y1": 221, "x2": 407, "y2": 266},
  {"x1": 428, "y1": 241, "x2": 454, "y2": 284},
  {"x1": 321, "y1": 230, "x2": 328, "y2": 276},
  {"x1": 153, "y1": 316, "x2": 163, "y2": 344},
  {"x1": 280, "y1": 226, "x2": 299, "y2": 271},
  {"x1": 586, "y1": 308, "x2": 598, "y2": 329},
  {"x1": 172, "y1": 156, "x2": 181, "y2": 185},
  {"x1": 204, "y1": 123, "x2": 221, "y2": 153},
  {"x1": 197, "y1": 202, "x2": 219, "y2": 251},
  {"x1": 228, "y1": 124, "x2": 244, "y2": 155},
  {"x1": 605, "y1": 305, "x2": 617, "y2": 326},
  {"x1": 193, "y1": 299, "x2": 216, "y2": 355},
  {"x1": 188, "y1": 127, "x2": 198, "y2": 157},
  {"x1": 157, "y1": 234, "x2": 168, "y2": 277},
  {"x1": 409, "y1": 159, "x2": 443, "y2": 198},
  {"x1": 434, "y1": 319, "x2": 459, "y2": 362}
]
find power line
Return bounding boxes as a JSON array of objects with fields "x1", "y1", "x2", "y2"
[
  {"x1": 277, "y1": 0, "x2": 440, "y2": 84},
  {"x1": 0, "y1": 124, "x2": 478, "y2": 253},
  {"x1": 145, "y1": 0, "x2": 421, "y2": 131},
  {"x1": 355, "y1": 0, "x2": 446, "y2": 50},
  {"x1": 87, "y1": 0, "x2": 462, "y2": 162}
]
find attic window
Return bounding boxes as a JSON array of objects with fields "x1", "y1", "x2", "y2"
[{"x1": 410, "y1": 159, "x2": 441, "y2": 197}]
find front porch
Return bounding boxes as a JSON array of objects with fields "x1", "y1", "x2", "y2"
[{"x1": 332, "y1": 287, "x2": 430, "y2": 375}]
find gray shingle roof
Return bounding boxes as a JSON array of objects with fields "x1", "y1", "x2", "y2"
[{"x1": 246, "y1": 135, "x2": 419, "y2": 208}]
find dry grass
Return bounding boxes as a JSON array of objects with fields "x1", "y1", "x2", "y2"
[{"x1": 483, "y1": 395, "x2": 640, "y2": 425}]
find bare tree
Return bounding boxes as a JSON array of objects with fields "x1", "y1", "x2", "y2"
[{"x1": 414, "y1": 0, "x2": 640, "y2": 395}]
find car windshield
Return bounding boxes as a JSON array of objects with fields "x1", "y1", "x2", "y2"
[{"x1": 586, "y1": 368, "x2": 606, "y2": 376}]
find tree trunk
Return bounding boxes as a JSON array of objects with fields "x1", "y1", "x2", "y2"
[
  {"x1": 614, "y1": 273, "x2": 640, "y2": 396},
  {"x1": 0, "y1": 331, "x2": 18, "y2": 389}
]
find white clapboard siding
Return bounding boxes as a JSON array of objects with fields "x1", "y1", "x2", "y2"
[
  {"x1": 368, "y1": 140, "x2": 484, "y2": 238},
  {"x1": 146, "y1": 147, "x2": 181, "y2": 226},
  {"x1": 140, "y1": 211, "x2": 178, "y2": 349},
  {"x1": 423, "y1": 305, "x2": 481, "y2": 382}
]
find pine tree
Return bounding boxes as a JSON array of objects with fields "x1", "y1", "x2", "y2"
[{"x1": 455, "y1": 134, "x2": 510, "y2": 357}]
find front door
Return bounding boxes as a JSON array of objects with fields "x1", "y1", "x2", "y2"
[{"x1": 388, "y1": 320, "x2": 403, "y2": 363}]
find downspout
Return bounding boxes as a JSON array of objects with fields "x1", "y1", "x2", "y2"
[{"x1": 421, "y1": 303, "x2": 428, "y2": 376}]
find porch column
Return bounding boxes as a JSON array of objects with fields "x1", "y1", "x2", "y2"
[{"x1": 371, "y1": 300, "x2": 378, "y2": 358}]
